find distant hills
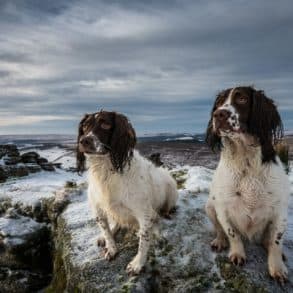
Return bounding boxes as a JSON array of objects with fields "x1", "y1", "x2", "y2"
[{"x1": 0, "y1": 133, "x2": 205, "y2": 147}]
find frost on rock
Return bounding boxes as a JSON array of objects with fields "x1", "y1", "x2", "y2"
[
  {"x1": 0, "y1": 213, "x2": 47, "y2": 249},
  {"x1": 0, "y1": 209, "x2": 52, "y2": 292},
  {"x1": 50, "y1": 166, "x2": 293, "y2": 292},
  {"x1": 0, "y1": 144, "x2": 292, "y2": 292}
]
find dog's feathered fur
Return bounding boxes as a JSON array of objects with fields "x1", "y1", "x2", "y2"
[
  {"x1": 77, "y1": 111, "x2": 178, "y2": 274},
  {"x1": 205, "y1": 86, "x2": 290, "y2": 283}
]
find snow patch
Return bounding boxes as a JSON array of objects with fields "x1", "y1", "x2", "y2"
[
  {"x1": 183, "y1": 165, "x2": 214, "y2": 193},
  {"x1": 0, "y1": 215, "x2": 46, "y2": 247},
  {"x1": 0, "y1": 169, "x2": 85, "y2": 207}
]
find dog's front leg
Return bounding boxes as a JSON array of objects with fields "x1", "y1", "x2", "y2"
[
  {"x1": 217, "y1": 208, "x2": 246, "y2": 265},
  {"x1": 126, "y1": 210, "x2": 156, "y2": 275},
  {"x1": 97, "y1": 222, "x2": 120, "y2": 247},
  {"x1": 96, "y1": 210, "x2": 118, "y2": 261},
  {"x1": 265, "y1": 217, "x2": 288, "y2": 284},
  {"x1": 205, "y1": 198, "x2": 228, "y2": 252}
]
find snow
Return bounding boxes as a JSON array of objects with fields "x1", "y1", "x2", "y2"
[
  {"x1": 184, "y1": 166, "x2": 214, "y2": 193},
  {"x1": 172, "y1": 165, "x2": 214, "y2": 193},
  {"x1": 62, "y1": 193, "x2": 101, "y2": 265},
  {"x1": 0, "y1": 169, "x2": 84, "y2": 207},
  {"x1": 165, "y1": 136, "x2": 194, "y2": 141},
  {"x1": 20, "y1": 147, "x2": 75, "y2": 170},
  {"x1": 1, "y1": 145, "x2": 293, "y2": 279},
  {"x1": 0, "y1": 215, "x2": 46, "y2": 247}
]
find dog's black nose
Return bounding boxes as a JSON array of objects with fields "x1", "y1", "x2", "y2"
[
  {"x1": 80, "y1": 136, "x2": 93, "y2": 146},
  {"x1": 213, "y1": 109, "x2": 230, "y2": 121}
]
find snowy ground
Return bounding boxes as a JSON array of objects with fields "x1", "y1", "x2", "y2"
[
  {"x1": 0, "y1": 146, "x2": 293, "y2": 291},
  {"x1": 1, "y1": 147, "x2": 293, "y2": 259}
]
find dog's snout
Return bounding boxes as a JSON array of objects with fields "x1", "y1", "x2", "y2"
[
  {"x1": 213, "y1": 109, "x2": 230, "y2": 121},
  {"x1": 80, "y1": 136, "x2": 93, "y2": 146}
]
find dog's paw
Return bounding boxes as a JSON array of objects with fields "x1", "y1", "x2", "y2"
[
  {"x1": 269, "y1": 259, "x2": 288, "y2": 285},
  {"x1": 211, "y1": 237, "x2": 228, "y2": 252},
  {"x1": 229, "y1": 251, "x2": 246, "y2": 266},
  {"x1": 97, "y1": 236, "x2": 106, "y2": 247},
  {"x1": 126, "y1": 256, "x2": 144, "y2": 275},
  {"x1": 102, "y1": 245, "x2": 117, "y2": 261}
]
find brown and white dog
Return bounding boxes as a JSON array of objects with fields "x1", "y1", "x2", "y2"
[
  {"x1": 76, "y1": 110, "x2": 178, "y2": 274},
  {"x1": 205, "y1": 86, "x2": 290, "y2": 283}
]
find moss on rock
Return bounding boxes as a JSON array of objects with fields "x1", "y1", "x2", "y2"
[{"x1": 216, "y1": 256, "x2": 268, "y2": 293}]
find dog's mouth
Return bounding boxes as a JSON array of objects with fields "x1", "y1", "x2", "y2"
[
  {"x1": 214, "y1": 121, "x2": 243, "y2": 136},
  {"x1": 79, "y1": 143, "x2": 109, "y2": 155}
]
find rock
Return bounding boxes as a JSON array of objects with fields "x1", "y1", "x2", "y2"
[
  {"x1": 0, "y1": 212, "x2": 49, "y2": 264},
  {"x1": 40, "y1": 163, "x2": 55, "y2": 172},
  {"x1": 37, "y1": 157, "x2": 48, "y2": 164},
  {"x1": 26, "y1": 163, "x2": 42, "y2": 173},
  {"x1": 0, "y1": 145, "x2": 56, "y2": 182},
  {"x1": 0, "y1": 143, "x2": 292, "y2": 292},
  {"x1": 5, "y1": 165, "x2": 30, "y2": 178},
  {"x1": 0, "y1": 211, "x2": 52, "y2": 292},
  {"x1": 47, "y1": 188, "x2": 292, "y2": 292},
  {"x1": 64, "y1": 181, "x2": 77, "y2": 188},
  {"x1": 0, "y1": 166, "x2": 8, "y2": 183},
  {"x1": 0, "y1": 144, "x2": 19, "y2": 159},
  {"x1": 148, "y1": 153, "x2": 164, "y2": 167},
  {"x1": 3, "y1": 156, "x2": 22, "y2": 165},
  {"x1": 21, "y1": 152, "x2": 40, "y2": 164},
  {"x1": 53, "y1": 163, "x2": 62, "y2": 169},
  {"x1": 171, "y1": 169, "x2": 188, "y2": 189},
  {"x1": 0, "y1": 267, "x2": 51, "y2": 293}
]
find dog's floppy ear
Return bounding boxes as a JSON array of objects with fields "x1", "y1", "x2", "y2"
[
  {"x1": 205, "y1": 89, "x2": 230, "y2": 151},
  {"x1": 76, "y1": 114, "x2": 90, "y2": 174},
  {"x1": 248, "y1": 89, "x2": 283, "y2": 163},
  {"x1": 109, "y1": 113, "x2": 136, "y2": 172}
]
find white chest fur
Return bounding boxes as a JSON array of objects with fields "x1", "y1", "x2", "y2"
[{"x1": 210, "y1": 140, "x2": 289, "y2": 240}]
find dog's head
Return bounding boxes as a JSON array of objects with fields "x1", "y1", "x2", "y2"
[
  {"x1": 76, "y1": 111, "x2": 136, "y2": 173},
  {"x1": 206, "y1": 86, "x2": 283, "y2": 163}
]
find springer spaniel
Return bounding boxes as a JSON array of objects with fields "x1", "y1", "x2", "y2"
[
  {"x1": 205, "y1": 86, "x2": 290, "y2": 283},
  {"x1": 76, "y1": 110, "x2": 178, "y2": 275}
]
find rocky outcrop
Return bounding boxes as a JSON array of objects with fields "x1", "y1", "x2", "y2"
[
  {"x1": 46, "y1": 185, "x2": 292, "y2": 293},
  {"x1": 148, "y1": 153, "x2": 164, "y2": 167},
  {"x1": 0, "y1": 208, "x2": 52, "y2": 292},
  {"x1": 0, "y1": 145, "x2": 56, "y2": 183},
  {"x1": 0, "y1": 150, "x2": 292, "y2": 292}
]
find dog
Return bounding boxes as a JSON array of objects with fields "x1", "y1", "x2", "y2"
[
  {"x1": 205, "y1": 86, "x2": 290, "y2": 284},
  {"x1": 76, "y1": 110, "x2": 178, "y2": 275}
]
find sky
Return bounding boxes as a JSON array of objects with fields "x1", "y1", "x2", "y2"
[{"x1": 0, "y1": 0, "x2": 293, "y2": 135}]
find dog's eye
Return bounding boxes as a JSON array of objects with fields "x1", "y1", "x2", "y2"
[
  {"x1": 100, "y1": 122, "x2": 111, "y2": 130},
  {"x1": 236, "y1": 96, "x2": 248, "y2": 105}
]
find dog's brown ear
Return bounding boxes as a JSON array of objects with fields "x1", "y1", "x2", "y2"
[
  {"x1": 76, "y1": 114, "x2": 90, "y2": 174},
  {"x1": 109, "y1": 113, "x2": 136, "y2": 172},
  {"x1": 205, "y1": 89, "x2": 230, "y2": 151},
  {"x1": 248, "y1": 90, "x2": 283, "y2": 163}
]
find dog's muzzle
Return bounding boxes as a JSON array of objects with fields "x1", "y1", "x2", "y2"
[
  {"x1": 213, "y1": 109, "x2": 232, "y2": 133},
  {"x1": 79, "y1": 135, "x2": 109, "y2": 154}
]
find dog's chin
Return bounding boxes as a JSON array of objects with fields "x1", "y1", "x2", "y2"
[
  {"x1": 214, "y1": 127, "x2": 242, "y2": 138},
  {"x1": 79, "y1": 146, "x2": 108, "y2": 156},
  {"x1": 85, "y1": 147, "x2": 109, "y2": 156}
]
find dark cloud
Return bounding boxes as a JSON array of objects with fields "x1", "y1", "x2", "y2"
[{"x1": 0, "y1": 0, "x2": 292, "y2": 135}]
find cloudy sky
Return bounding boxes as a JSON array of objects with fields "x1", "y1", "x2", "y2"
[{"x1": 0, "y1": 0, "x2": 293, "y2": 135}]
